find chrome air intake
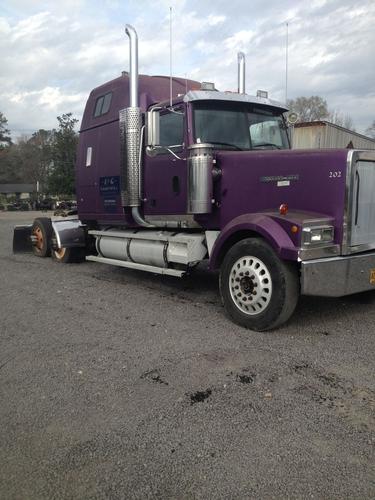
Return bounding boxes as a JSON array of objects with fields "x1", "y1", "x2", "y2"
[{"x1": 187, "y1": 144, "x2": 214, "y2": 214}]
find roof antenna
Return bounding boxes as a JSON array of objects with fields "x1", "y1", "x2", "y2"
[
  {"x1": 169, "y1": 6, "x2": 173, "y2": 108},
  {"x1": 285, "y1": 21, "x2": 289, "y2": 103}
]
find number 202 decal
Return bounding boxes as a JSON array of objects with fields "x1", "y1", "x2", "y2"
[{"x1": 329, "y1": 171, "x2": 342, "y2": 178}]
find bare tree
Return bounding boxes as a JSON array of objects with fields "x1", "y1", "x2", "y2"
[
  {"x1": 328, "y1": 110, "x2": 356, "y2": 131},
  {"x1": 287, "y1": 96, "x2": 329, "y2": 122},
  {"x1": 365, "y1": 120, "x2": 375, "y2": 138}
]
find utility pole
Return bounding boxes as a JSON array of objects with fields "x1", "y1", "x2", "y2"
[{"x1": 169, "y1": 6, "x2": 173, "y2": 108}]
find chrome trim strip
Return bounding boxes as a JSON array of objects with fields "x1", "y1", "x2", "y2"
[
  {"x1": 347, "y1": 242, "x2": 375, "y2": 254},
  {"x1": 298, "y1": 244, "x2": 339, "y2": 261},
  {"x1": 342, "y1": 149, "x2": 355, "y2": 255}
]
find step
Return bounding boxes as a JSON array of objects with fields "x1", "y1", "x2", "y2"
[{"x1": 86, "y1": 254, "x2": 185, "y2": 277}]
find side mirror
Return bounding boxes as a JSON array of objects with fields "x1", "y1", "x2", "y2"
[{"x1": 146, "y1": 108, "x2": 160, "y2": 155}]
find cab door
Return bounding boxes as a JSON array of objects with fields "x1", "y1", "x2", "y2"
[{"x1": 143, "y1": 105, "x2": 188, "y2": 216}]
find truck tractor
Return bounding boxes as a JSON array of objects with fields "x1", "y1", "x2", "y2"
[{"x1": 13, "y1": 25, "x2": 375, "y2": 331}]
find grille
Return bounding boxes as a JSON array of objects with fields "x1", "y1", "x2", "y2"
[
  {"x1": 345, "y1": 150, "x2": 375, "y2": 253},
  {"x1": 350, "y1": 159, "x2": 375, "y2": 247}
]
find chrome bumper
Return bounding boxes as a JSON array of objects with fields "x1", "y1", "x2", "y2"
[{"x1": 301, "y1": 251, "x2": 375, "y2": 297}]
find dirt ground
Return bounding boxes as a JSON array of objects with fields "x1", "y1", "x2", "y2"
[{"x1": 0, "y1": 211, "x2": 374, "y2": 499}]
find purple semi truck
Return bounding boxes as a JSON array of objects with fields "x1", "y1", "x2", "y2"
[{"x1": 14, "y1": 25, "x2": 375, "y2": 331}]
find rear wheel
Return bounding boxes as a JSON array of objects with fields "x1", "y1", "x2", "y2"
[
  {"x1": 31, "y1": 218, "x2": 53, "y2": 257},
  {"x1": 52, "y1": 246, "x2": 85, "y2": 263},
  {"x1": 219, "y1": 238, "x2": 299, "y2": 331}
]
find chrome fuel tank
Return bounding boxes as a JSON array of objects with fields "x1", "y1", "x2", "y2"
[{"x1": 93, "y1": 229, "x2": 207, "y2": 269}]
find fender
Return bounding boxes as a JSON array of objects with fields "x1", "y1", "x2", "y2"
[
  {"x1": 51, "y1": 219, "x2": 86, "y2": 248},
  {"x1": 209, "y1": 213, "x2": 298, "y2": 270}
]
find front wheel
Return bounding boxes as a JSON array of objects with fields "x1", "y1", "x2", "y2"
[{"x1": 219, "y1": 238, "x2": 299, "y2": 331}]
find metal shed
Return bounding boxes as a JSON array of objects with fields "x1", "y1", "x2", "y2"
[
  {"x1": 292, "y1": 121, "x2": 375, "y2": 150},
  {"x1": 0, "y1": 184, "x2": 36, "y2": 199}
]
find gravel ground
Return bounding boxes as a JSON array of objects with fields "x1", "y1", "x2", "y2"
[{"x1": 0, "y1": 211, "x2": 374, "y2": 499}]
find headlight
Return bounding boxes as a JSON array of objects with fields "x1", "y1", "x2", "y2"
[{"x1": 302, "y1": 225, "x2": 334, "y2": 246}]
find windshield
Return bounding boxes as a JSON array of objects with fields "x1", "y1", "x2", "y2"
[{"x1": 193, "y1": 101, "x2": 289, "y2": 150}]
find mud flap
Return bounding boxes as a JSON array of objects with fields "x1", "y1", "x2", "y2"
[{"x1": 13, "y1": 225, "x2": 33, "y2": 253}]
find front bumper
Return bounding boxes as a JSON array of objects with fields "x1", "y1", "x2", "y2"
[{"x1": 301, "y1": 251, "x2": 375, "y2": 297}]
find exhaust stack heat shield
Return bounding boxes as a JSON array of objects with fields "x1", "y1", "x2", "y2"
[{"x1": 120, "y1": 106, "x2": 142, "y2": 207}]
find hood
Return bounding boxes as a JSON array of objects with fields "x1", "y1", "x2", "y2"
[{"x1": 202, "y1": 148, "x2": 350, "y2": 244}]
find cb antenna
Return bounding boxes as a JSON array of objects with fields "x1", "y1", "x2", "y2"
[
  {"x1": 285, "y1": 21, "x2": 289, "y2": 103},
  {"x1": 169, "y1": 6, "x2": 173, "y2": 108}
]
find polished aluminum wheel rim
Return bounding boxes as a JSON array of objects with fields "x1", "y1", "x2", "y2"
[{"x1": 229, "y1": 256, "x2": 272, "y2": 315}]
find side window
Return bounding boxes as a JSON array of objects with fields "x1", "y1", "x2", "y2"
[
  {"x1": 159, "y1": 110, "x2": 184, "y2": 152},
  {"x1": 94, "y1": 92, "x2": 112, "y2": 117}
]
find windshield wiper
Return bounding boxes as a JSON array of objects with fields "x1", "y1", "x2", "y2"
[
  {"x1": 208, "y1": 141, "x2": 244, "y2": 151},
  {"x1": 252, "y1": 143, "x2": 282, "y2": 150}
]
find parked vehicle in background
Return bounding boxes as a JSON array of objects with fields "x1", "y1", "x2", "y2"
[
  {"x1": 6, "y1": 202, "x2": 30, "y2": 211},
  {"x1": 36, "y1": 198, "x2": 56, "y2": 211},
  {"x1": 54, "y1": 200, "x2": 77, "y2": 217}
]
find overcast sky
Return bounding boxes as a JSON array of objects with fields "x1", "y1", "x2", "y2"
[{"x1": 1, "y1": 0, "x2": 374, "y2": 137}]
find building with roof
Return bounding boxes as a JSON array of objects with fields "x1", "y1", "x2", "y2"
[
  {"x1": 0, "y1": 183, "x2": 37, "y2": 200},
  {"x1": 292, "y1": 121, "x2": 375, "y2": 150}
]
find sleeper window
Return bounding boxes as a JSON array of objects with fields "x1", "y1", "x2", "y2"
[{"x1": 94, "y1": 92, "x2": 112, "y2": 117}]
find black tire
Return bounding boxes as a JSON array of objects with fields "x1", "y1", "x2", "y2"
[
  {"x1": 219, "y1": 238, "x2": 299, "y2": 331},
  {"x1": 51, "y1": 246, "x2": 85, "y2": 264},
  {"x1": 31, "y1": 218, "x2": 53, "y2": 257}
]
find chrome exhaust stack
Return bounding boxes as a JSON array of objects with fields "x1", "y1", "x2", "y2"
[
  {"x1": 126, "y1": 24, "x2": 139, "y2": 108},
  {"x1": 120, "y1": 24, "x2": 152, "y2": 227},
  {"x1": 237, "y1": 52, "x2": 246, "y2": 94}
]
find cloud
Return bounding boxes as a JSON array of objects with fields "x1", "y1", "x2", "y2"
[
  {"x1": 207, "y1": 14, "x2": 226, "y2": 26},
  {"x1": 1, "y1": 0, "x2": 375, "y2": 137}
]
